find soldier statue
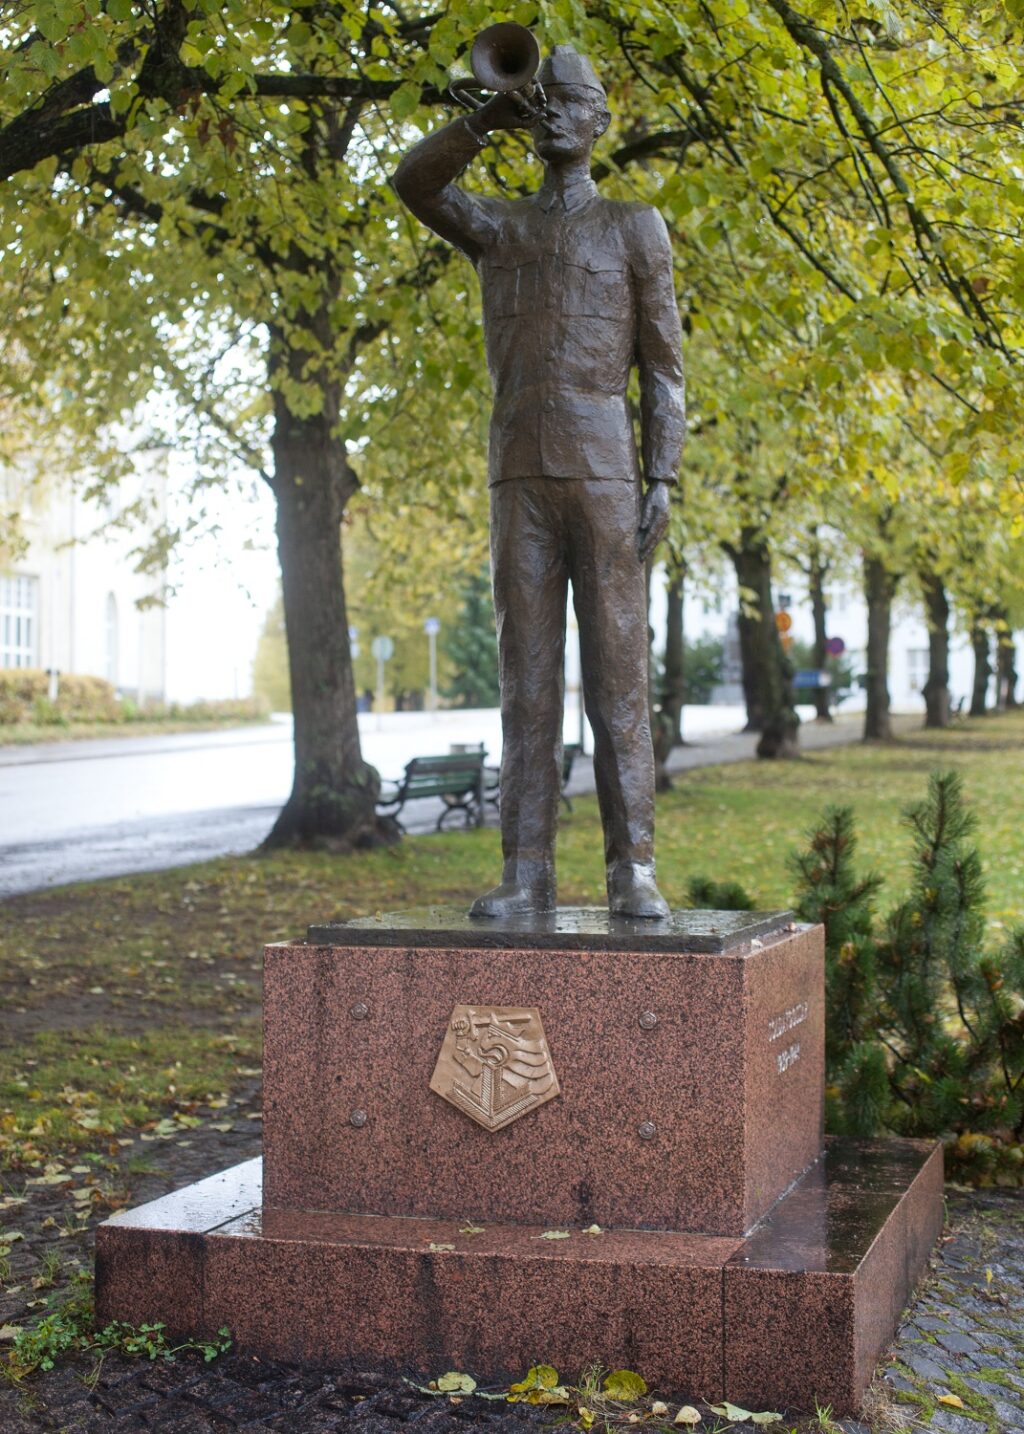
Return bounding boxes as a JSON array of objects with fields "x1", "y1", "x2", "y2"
[{"x1": 393, "y1": 42, "x2": 686, "y2": 920}]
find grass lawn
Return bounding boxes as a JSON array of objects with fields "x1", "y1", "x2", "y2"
[{"x1": 2, "y1": 709, "x2": 1022, "y2": 1172}]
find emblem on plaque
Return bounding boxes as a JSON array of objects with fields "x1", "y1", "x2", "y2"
[{"x1": 430, "y1": 1006, "x2": 559, "y2": 1132}]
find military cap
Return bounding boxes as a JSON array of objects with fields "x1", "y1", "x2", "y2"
[{"x1": 537, "y1": 45, "x2": 606, "y2": 97}]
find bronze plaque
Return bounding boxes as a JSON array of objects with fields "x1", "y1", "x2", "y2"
[{"x1": 430, "y1": 1006, "x2": 559, "y2": 1132}]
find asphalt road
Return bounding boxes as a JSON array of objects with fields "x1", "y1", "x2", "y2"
[
  {"x1": 0, "y1": 707, "x2": 894, "y2": 899},
  {"x1": 0, "y1": 716, "x2": 487, "y2": 898}
]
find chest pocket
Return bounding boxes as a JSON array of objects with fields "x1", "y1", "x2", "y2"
[
  {"x1": 561, "y1": 253, "x2": 628, "y2": 318},
  {"x1": 483, "y1": 254, "x2": 541, "y2": 319}
]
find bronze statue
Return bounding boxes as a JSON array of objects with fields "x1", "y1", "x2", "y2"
[{"x1": 393, "y1": 34, "x2": 685, "y2": 919}]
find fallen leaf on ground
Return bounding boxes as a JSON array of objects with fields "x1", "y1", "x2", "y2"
[
  {"x1": 509, "y1": 1365, "x2": 560, "y2": 1394},
  {"x1": 708, "y1": 1403, "x2": 764, "y2": 1422},
  {"x1": 459, "y1": 1224, "x2": 485, "y2": 1235},
  {"x1": 938, "y1": 1394, "x2": 965, "y2": 1409},
  {"x1": 673, "y1": 1407, "x2": 701, "y2": 1426},
  {"x1": 582, "y1": 1223, "x2": 604, "y2": 1235},
  {"x1": 651, "y1": 1401, "x2": 669, "y2": 1416},
  {"x1": 428, "y1": 1243, "x2": 455, "y2": 1252},
  {"x1": 537, "y1": 1229, "x2": 570, "y2": 1240},
  {"x1": 437, "y1": 1372, "x2": 477, "y2": 1394},
  {"x1": 603, "y1": 1370, "x2": 648, "y2": 1401}
]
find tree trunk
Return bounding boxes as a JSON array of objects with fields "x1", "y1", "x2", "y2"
[
  {"x1": 863, "y1": 555, "x2": 897, "y2": 741},
  {"x1": 263, "y1": 330, "x2": 390, "y2": 849},
  {"x1": 808, "y1": 551, "x2": 832, "y2": 722},
  {"x1": 970, "y1": 621, "x2": 991, "y2": 717},
  {"x1": 662, "y1": 569, "x2": 685, "y2": 747},
  {"x1": 995, "y1": 609, "x2": 1018, "y2": 711},
  {"x1": 920, "y1": 570, "x2": 951, "y2": 729},
  {"x1": 727, "y1": 529, "x2": 799, "y2": 757}
]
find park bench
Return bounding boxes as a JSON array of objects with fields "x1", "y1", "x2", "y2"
[{"x1": 377, "y1": 752, "x2": 485, "y2": 832}]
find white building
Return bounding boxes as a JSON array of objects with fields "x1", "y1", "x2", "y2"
[{"x1": 0, "y1": 460, "x2": 168, "y2": 702}]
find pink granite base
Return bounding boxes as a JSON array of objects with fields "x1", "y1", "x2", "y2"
[
  {"x1": 262, "y1": 921, "x2": 824, "y2": 1237},
  {"x1": 723, "y1": 1139, "x2": 945, "y2": 1412},
  {"x1": 96, "y1": 1137, "x2": 942, "y2": 1415}
]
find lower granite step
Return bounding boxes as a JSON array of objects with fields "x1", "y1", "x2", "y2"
[{"x1": 95, "y1": 1136, "x2": 943, "y2": 1415}]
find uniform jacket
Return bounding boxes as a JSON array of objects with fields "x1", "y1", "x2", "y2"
[{"x1": 393, "y1": 117, "x2": 686, "y2": 486}]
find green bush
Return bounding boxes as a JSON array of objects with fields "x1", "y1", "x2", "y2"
[
  {"x1": 0, "y1": 670, "x2": 122, "y2": 724},
  {"x1": 0, "y1": 671, "x2": 268, "y2": 727},
  {"x1": 793, "y1": 772, "x2": 1024, "y2": 1184},
  {"x1": 157, "y1": 697, "x2": 269, "y2": 723}
]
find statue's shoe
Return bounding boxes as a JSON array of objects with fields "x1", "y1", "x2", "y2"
[
  {"x1": 607, "y1": 862, "x2": 670, "y2": 919},
  {"x1": 468, "y1": 882, "x2": 556, "y2": 919}
]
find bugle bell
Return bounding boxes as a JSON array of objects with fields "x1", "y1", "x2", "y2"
[{"x1": 450, "y1": 22, "x2": 545, "y2": 116}]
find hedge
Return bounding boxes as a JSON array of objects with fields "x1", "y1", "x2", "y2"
[{"x1": 0, "y1": 670, "x2": 268, "y2": 726}]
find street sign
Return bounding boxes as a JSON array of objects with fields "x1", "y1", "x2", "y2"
[
  {"x1": 423, "y1": 617, "x2": 441, "y2": 636},
  {"x1": 775, "y1": 611, "x2": 793, "y2": 634},
  {"x1": 825, "y1": 636, "x2": 846, "y2": 656},
  {"x1": 370, "y1": 635, "x2": 395, "y2": 661}
]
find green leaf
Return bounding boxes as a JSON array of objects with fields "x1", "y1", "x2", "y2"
[
  {"x1": 602, "y1": 1370, "x2": 648, "y2": 1401},
  {"x1": 391, "y1": 81, "x2": 422, "y2": 122}
]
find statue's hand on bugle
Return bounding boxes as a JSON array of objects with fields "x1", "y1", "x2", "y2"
[{"x1": 467, "y1": 85, "x2": 547, "y2": 134}]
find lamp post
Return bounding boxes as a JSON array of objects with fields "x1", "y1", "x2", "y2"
[
  {"x1": 424, "y1": 617, "x2": 440, "y2": 715},
  {"x1": 370, "y1": 635, "x2": 394, "y2": 731}
]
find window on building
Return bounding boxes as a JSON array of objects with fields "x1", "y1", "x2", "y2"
[
  {"x1": 0, "y1": 575, "x2": 39, "y2": 668},
  {"x1": 105, "y1": 591, "x2": 119, "y2": 686},
  {"x1": 907, "y1": 647, "x2": 929, "y2": 693}
]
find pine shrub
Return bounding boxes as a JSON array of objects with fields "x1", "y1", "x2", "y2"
[
  {"x1": 687, "y1": 875, "x2": 755, "y2": 911},
  {"x1": 792, "y1": 771, "x2": 1024, "y2": 1183}
]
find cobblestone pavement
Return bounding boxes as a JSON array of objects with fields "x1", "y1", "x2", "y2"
[{"x1": 1, "y1": 1103, "x2": 1020, "y2": 1434}]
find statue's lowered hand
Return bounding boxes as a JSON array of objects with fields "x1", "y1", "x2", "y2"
[{"x1": 637, "y1": 481, "x2": 671, "y2": 562}]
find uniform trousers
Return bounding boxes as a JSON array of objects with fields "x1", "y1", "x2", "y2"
[{"x1": 489, "y1": 477, "x2": 656, "y2": 880}]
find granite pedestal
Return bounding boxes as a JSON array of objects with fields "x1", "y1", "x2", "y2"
[{"x1": 96, "y1": 908, "x2": 943, "y2": 1414}]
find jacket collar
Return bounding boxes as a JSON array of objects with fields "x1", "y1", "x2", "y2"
[{"x1": 537, "y1": 170, "x2": 599, "y2": 214}]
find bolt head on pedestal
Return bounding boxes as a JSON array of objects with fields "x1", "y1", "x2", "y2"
[
  {"x1": 349, "y1": 1109, "x2": 368, "y2": 1128},
  {"x1": 638, "y1": 1120, "x2": 657, "y2": 1140},
  {"x1": 638, "y1": 1010, "x2": 659, "y2": 1030},
  {"x1": 350, "y1": 1001, "x2": 370, "y2": 1020}
]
